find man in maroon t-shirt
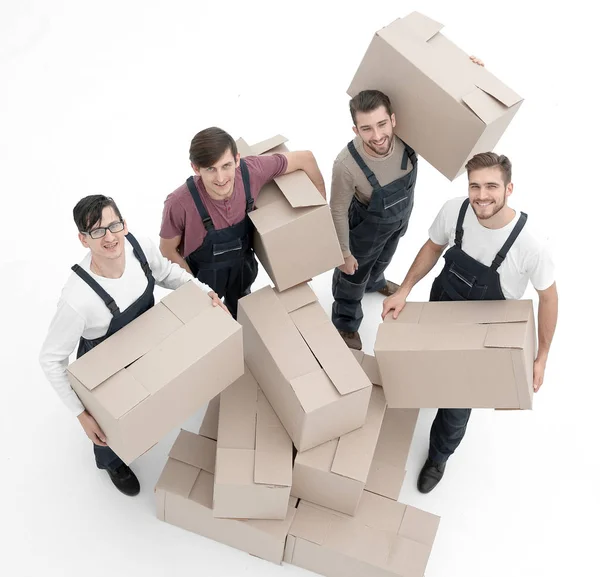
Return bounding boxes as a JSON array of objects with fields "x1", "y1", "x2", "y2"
[{"x1": 160, "y1": 127, "x2": 326, "y2": 317}]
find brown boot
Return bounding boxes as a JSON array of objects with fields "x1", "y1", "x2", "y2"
[
  {"x1": 376, "y1": 280, "x2": 400, "y2": 297},
  {"x1": 337, "y1": 330, "x2": 362, "y2": 350}
]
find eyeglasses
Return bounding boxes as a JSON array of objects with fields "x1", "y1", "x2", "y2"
[{"x1": 84, "y1": 220, "x2": 125, "y2": 239}]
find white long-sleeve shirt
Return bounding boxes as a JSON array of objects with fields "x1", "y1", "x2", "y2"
[{"x1": 39, "y1": 235, "x2": 212, "y2": 416}]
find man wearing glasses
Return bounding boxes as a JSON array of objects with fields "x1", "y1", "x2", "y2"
[{"x1": 39, "y1": 195, "x2": 224, "y2": 496}]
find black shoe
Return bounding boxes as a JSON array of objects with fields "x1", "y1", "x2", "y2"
[
  {"x1": 417, "y1": 458, "x2": 446, "y2": 494},
  {"x1": 106, "y1": 464, "x2": 140, "y2": 496}
]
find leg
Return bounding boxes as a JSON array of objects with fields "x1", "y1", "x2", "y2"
[
  {"x1": 365, "y1": 220, "x2": 406, "y2": 293},
  {"x1": 94, "y1": 443, "x2": 140, "y2": 496},
  {"x1": 428, "y1": 408, "x2": 472, "y2": 464},
  {"x1": 94, "y1": 443, "x2": 124, "y2": 471}
]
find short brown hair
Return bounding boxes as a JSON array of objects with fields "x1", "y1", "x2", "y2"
[
  {"x1": 189, "y1": 127, "x2": 238, "y2": 168},
  {"x1": 349, "y1": 90, "x2": 393, "y2": 125},
  {"x1": 465, "y1": 152, "x2": 512, "y2": 186}
]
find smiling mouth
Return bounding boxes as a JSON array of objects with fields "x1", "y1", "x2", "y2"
[
  {"x1": 372, "y1": 138, "x2": 387, "y2": 146},
  {"x1": 104, "y1": 241, "x2": 118, "y2": 249},
  {"x1": 475, "y1": 200, "x2": 494, "y2": 207}
]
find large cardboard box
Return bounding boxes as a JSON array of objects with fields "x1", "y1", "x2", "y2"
[
  {"x1": 375, "y1": 300, "x2": 536, "y2": 409},
  {"x1": 284, "y1": 491, "x2": 440, "y2": 577},
  {"x1": 348, "y1": 12, "x2": 523, "y2": 181},
  {"x1": 67, "y1": 282, "x2": 244, "y2": 464},
  {"x1": 291, "y1": 386, "x2": 386, "y2": 515},
  {"x1": 237, "y1": 135, "x2": 344, "y2": 291},
  {"x1": 238, "y1": 283, "x2": 372, "y2": 452},
  {"x1": 155, "y1": 429, "x2": 298, "y2": 565},
  {"x1": 214, "y1": 365, "x2": 293, "y2": 520}
]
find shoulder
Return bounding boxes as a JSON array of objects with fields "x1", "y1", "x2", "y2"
[
  {"x1": 242, "y1": 154, "x2": 287, "y2": 176},
  {"x1": 164, "y1": 181, "x2": 191, "y2": 209},
  {"x1": 58, "y1": 256, "x2": 98, "y2": 318},
  {"x1": 515, "y1": 212, "x2": 553, "y2": 256},
  {"x1": 442, "y1": 196, "x2": 468, "y2": 219}
]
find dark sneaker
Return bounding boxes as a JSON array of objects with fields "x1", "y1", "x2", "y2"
[
  {"x1": 338, "y1": 330, "x2": 362, "y2": 351},
  {"x1": 376, "y1": 280, "x2": 400, "y2": 297},
  {"x1": 106, "y1": 464, "x2": 140, "y2": 496},
  {"x1": 417, "y1": 458, "x2": 446, "y2": 494}
]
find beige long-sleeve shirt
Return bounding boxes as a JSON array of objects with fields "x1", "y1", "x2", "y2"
[{"x1": 330, "y1": 135, "x2": 414, "y2": 257}]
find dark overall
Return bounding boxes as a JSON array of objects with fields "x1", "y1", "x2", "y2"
[
  {"x1": 72, "y1": 233, "x2": 155, "y2": 471},
  {"x1": 184, "y1": 158, "x2": 258, "y2": 319},
  {"x1": 428, "y1": 198, "x2": 528, "y2": 464},
  {"x1": 332, "y1": 140, "x2": 417, "y2": 332}
]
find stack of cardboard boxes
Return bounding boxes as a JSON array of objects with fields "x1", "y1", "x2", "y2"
[{"x1": 66, "y1": 12, "x2": 531, "y2": 577}]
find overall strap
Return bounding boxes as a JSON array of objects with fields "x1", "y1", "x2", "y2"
[
  {"x1": 401, "y1": 146, "x2": 409, "y2": 171},
  {"x1": 454, "y1": 198, "x2": 471, "y2": 249},
  {"x1": 71, "y1": 265, "x2": 120, "y2": 315},
  {"x1": 239, "y1": 158, "x2": 254, "y2": 214},
  {"x1": 125, "y1": 233, "x2": 151, "y2": 276},
  {"x1": 186, "y1": 176, "x2": 214, "y2": 231},
  {"x1": 491, "y1": 212, "x2": 528, "y2": 271},
  {"x1": 347, "y1": 141, "x2": 380, "y2": 189}
]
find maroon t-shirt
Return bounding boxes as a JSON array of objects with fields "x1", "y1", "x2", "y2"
[{"x1": 160, "y1": 154, "x2": 288, "y2": 258}]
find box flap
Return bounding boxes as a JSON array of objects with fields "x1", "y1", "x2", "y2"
[
  {"x1": 217, "y1": 367, "x2": 257, "y2": 450},
  {"x1": 199, "y1": 395, "x2": 220, "y2": 441},
  {"x1": 169, "y1": 429, "x2": 216, "y2": 474},
  {"x1": 331, "y1": 386, "x2": 387, "y2": 483},
  {"x1": 290, "y1": 302, "x2": 372, "y2": 395},
  {"x1": 254, "y1": 389, "x2": 293, "y2": 486},
  {"x1": 294, "y1": 438, "x2": 338, "y2": 471},
  {"x1": 67, "y1": 302, "x2": 182, "y2": 390},
  {"x1": 288, "y1": 501, "x2": 333, "y2": 545},
  {"x1": 251, "y1": 134, "x2": 288, "y2": 155},
  {"x1": 274, "y1": 170, "x2": 327, "y2": 208},
  {"x1": 236, "y1": 137, "x2": 254, "y2": 158},
  {"x1": 275, "y1": 282, "x2": 317, "y2": 313},
  {"x1": 395, "y1": 11, "x2": 444, "y2": 42},
  {"x1": 215, "y1": 447, "x2": 254, "y2": 485},
  {"x1": 483, "y1": 323, "x2": 527, "y2": 350},
  {"x1": 290, "y1": 369, "x2": 341, "y2": 413},
  {"x1": 360, "y1": 352, "x2": 381, "y2": 386},
  {"x1": 160, "y1": 281, "x2": 213, "y2": 323},
  {"x1": 93, "y1": 369, "x2": 149, "y2": 419},
  {"x1": 154, "y1": 456, "x2": 200, "y2": 498}
]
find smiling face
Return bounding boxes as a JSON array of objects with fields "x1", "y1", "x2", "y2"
[
  {"x1": 192, "y1": 148, "x2": 240, "y2": 200},
  {"x1": 468, "y1": 166, "x2": 513, "y2": 220},
  {"x1": 78, "y1": 206, "x2": 128, "y2": 261},
  {"x1": 352, "y1": 105, "x2": 396, "y2": 157}
]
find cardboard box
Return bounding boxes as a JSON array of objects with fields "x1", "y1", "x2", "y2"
[
  {"x1": 199, "y1": 396, "x2": 220, "y2": 441},
  {"x1": 291, "y1": 386, "x2": 386, "y2": 515},
  {"x1": 284, "y1": 492, "x2": 440, "y2": 577},
  {"x1": 348, "y1": 12, "x2": 523, "y2": 181},
  {"x1": 352, "y1": 349, "x2": 382, "y2": 385},
  {"x1": 67, "y1": 282, "x2": 244, "y2": 464},
  {"x1": 238, "y1": 283, "x2": 372, "y2": 452},
  {"x1": 214, "y1": 365, "x2": 293, "y2": 520},
  {"x1": 375, "y1": 300, "x2": 536, "y2": 409},
  {"x1": 155, "y1": 429, "x2": 298, "y2": 565},
  {"x1": 237, "y1": 135, "x2": 344, "y2": 291}
]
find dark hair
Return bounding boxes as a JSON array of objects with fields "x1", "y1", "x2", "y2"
[
  {"x1": 465, "y1": 152, "x2": 512, "y2": 186},
  {"x1": 73, "y1": 195, "x2": 123, "y2": 233},
  {"x1": 349, "y1": 90, "x2": 393, "y2": 125},
  {"x1": 189, "y1": 127, "x2": 238, "y2": 168}
]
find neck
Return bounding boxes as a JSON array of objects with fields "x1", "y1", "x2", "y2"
[
  {"x1": 478, "y1": 204, "x2": 516, "y2": 230},
  {"x1": 90, "y1": 253, "x2": 126, "y2": 279}
]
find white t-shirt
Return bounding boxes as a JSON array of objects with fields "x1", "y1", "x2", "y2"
[
  {"x1": 428, "y1": 197, "x2": 555, "y2": 300},
  {"x1": 39, "y1": 235, "x2": 212, "y2": 416}
]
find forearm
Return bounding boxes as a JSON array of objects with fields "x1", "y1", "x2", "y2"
[
  {"x1": 159, "y1": 243, "x2": 192, "y2": 275},
  {"x1": 296, "y1": 151, "x2": 326, "y2": 197},
  {"x1": 399, "y1": 240, "x2": 444, "y2": 295},
  {"x1": 536, "y1": 284, "x2": 558, "y2": 360}
]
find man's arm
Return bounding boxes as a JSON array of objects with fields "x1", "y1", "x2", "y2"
[
  {"x1": 280, "y1": 151, "x2": 327, "y2": 198},
  {"x1": 381, "y1": 239, "x2": 447, "y2": 319},
  {"x1": 330, "y1": 160, "x2": 359, "y2": 274},
  {"x1": 159, "y1": 235, "x2": 192, "y2": 275},
  {"x1": 533, "y1": 282, "x2": 558, "y2": 392}
]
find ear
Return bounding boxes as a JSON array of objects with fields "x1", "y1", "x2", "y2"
[
  {"x1": 390, "y1": 112, "x2": 397, "y2": 128},
  {"x1": 191, "y1": 162, "x2": 201, "y2": 176},
  {"x1": 505, "y1": 182, "x2": 514, "y2": 198},
  {"x1": 235, "y1": 152, "x2": 241, "y2": 168},
  {"x1": 78, "y1": 232, "x2": 89, "y2": 249},
  {"x1": 352, "y1": 125, "x2": 359, "y2": 136},
  {"x1": 122, "y1": 219, "x2": 129, "y2": 235}
]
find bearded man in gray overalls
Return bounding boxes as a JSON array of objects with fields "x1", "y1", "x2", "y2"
[{"x1": 330, "y1": 90, "x2": 417, "y2": 350}]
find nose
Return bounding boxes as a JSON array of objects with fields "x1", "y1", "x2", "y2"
[
  {"x1": 104, "y1": 229, "x2": 116, "y2": 242},
  {"x1": 216, "y1": 168, "x2": 228, "y2": 183},
  {"x1": 373, "y1": 128, "x2": 382, "y2": 141}
]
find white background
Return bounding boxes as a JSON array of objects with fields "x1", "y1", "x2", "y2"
[{"x1": 1, "y1": 1, "x2": 597, "y2": 576}]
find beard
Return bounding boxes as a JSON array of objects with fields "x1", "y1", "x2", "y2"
[
  {"x1": 471, "y1": 191, "x2": 507, "y2": 220},
  {"x1": 363, "y1": 134, "x2": 393, "y2": 157}
]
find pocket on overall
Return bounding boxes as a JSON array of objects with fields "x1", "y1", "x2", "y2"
[
  {"x1": 446, "y1": 263, "x2": 487, "y2": 299},
  {"x1": 213, "y1": 238, "x2": 243, "y2": 257},
  {"x1": 383, "y1": 187, "x2": 411, "y2": 211}
]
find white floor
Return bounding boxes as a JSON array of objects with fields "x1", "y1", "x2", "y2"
[{"x1": 2, "y1": 1, "x2": 598, "y2": 576}]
